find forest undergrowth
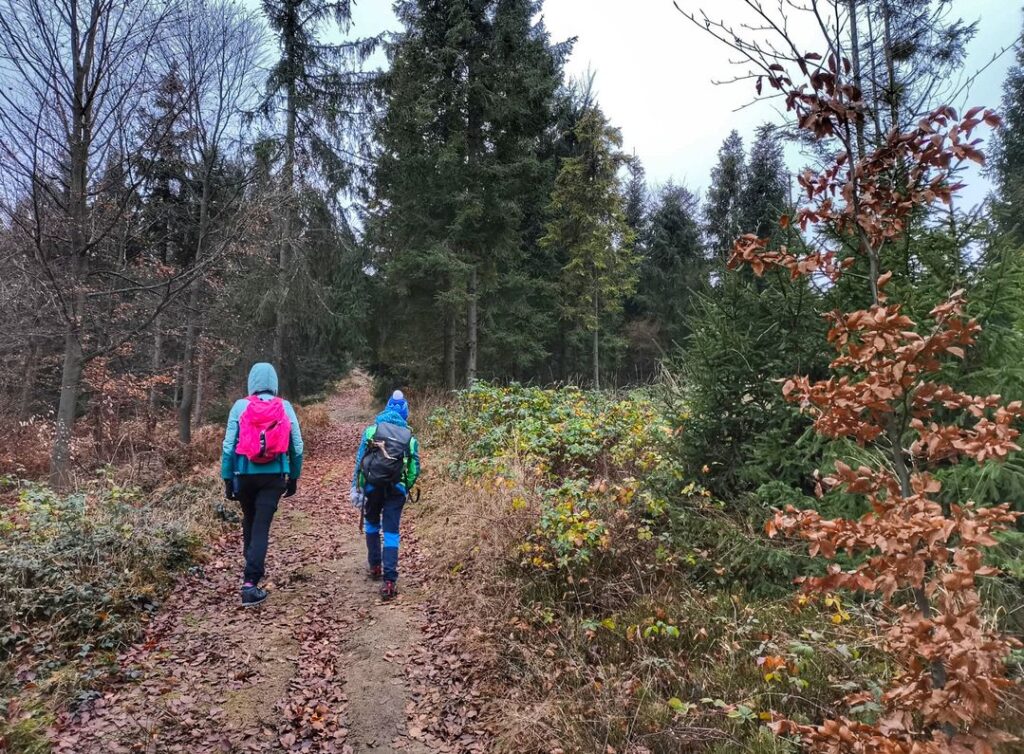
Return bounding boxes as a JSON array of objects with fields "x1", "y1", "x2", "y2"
[
  {"x1": 418, "y1": 384, "x2": 1024, "y2": 753},
  {"x1": 0, "y1": 405, "x2": 330, "y2": 751},
  {"x1": 0, "y1": 416, "x2": 232, "y2": 750}
]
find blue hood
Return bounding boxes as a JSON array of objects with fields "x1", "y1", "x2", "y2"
[
  {"x1": 248, "y1": 363, "x2": 279, "y2": 395},
  {"x1": 375, "y1": 409, "x2": 408, "y2": 427}
]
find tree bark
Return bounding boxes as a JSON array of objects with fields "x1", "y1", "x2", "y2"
[
  {"x1": 177, "y1": 279, "x2": 201, "y2": 443},
  {"x1": 463, "y1": 9, "x2": 485, "y2": 389},
  {"x1": 149, "y1": 172, "x2": 174, "y2": 417},
  {"x1": 592, "y1": 291, "x2": 600, "y2": 390},
  {"x1": 274, "y1": 33, "x2": 298, "y2": 373},
  {"x1": 51, "y1": 0, "x2": 97, "y2": 488},
  {"x1": 848, "y1": 0, "x2": 867, "y2": 160},
  {"x1": 192, "y1": 345, "x2": 205, "y2": 427},
  {"x1": 18, "y1": 337, "x2": 40, "y2": 418},
  {"x1": 865, "y1": 8, "x2": 884, "y2": 143},
  {"x1": 466, "y1": 266, "x2": 478, "y2": 386},
  {"x1": 444, "y1": 310, "x2": 457, "y2": 389},
  {"x1": 173, "y1": 361, "x2": 182, "y2": 408},
  {"x1": 148, "y1": 312, "x2": 163, "y2": 416},
  {"x1": 51, "y1": 325, "x2": 84, "y2": 488},
  {"x1": 881, "y1": 1, "x2": 900, "y2": 133},
  {"x1": 178, "y1": 153, "x2": 213, "y2": 443}
]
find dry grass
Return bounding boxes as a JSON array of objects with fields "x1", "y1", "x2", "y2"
[
  {"x1": 412, "y1": 439, "x2": 569, "y2": 752},
  {"x1": 0, "y1": 416, "x2": 53, "y2": 478},
  {"x1": 295, "y1": 403, "x2": 331, "y2": 432},
  {"x1": 412, "y1": 463, "x2": 859, "y2": 753},
  {"x1": 412, "y1": 392, "x2": 898, "y2": 754}
]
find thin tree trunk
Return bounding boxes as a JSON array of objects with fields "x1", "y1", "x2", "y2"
[
  {"x1": 466, "y1": 266, "x2": 478, "y2": 387},
  {"x1": 557, "y1": 322, "x2": 567, "y2": 382},
  {"x1": 463, "y1": 10, "x2": 484, "y2": 389},
  {"x1": 881, "y1": 1, "x2": 899, "y2": 133},
  {"x1": 51, "y1": 325, "x2": 84, "y2": 488},
  {"x1": 274, "y1": 59, "x2": 297, "y2": 371},
  {"x1": 848, "y1": 0, "x2": 867, "y2": 160},
  {"x1": 444, "y1": 310, "x2": 457, "y2": 389},
  {"x1": 178, "y1": 280, "x2": 201, "y2": 443},
  {"x1": 51, "y1": 0, "x2": 96, "y2": 489},
  {"x1": 178, "y1": 157, "x2": 213, "y2": 443},
  {"x1": 18, "y1": 337, "x2": 40, "y2": 418},
  {"x1": 149, "y1": 198, "x2": 174, "y2": 416},
  {"x1": 148, "y1": 312, "x2": 163, "y2": 415},
  {"x1": 865, "y1": 230, "x2": 950, "y2": 709},
  {"x1": 173, "y1": 361, "x2": 182, "y2": 408},
  {"x1": 592, "y1": 291, "x2": 600, "y2": 390},
  {"x1": 192, "y1": 344, "x2": 205, "y2": 427},
  {"x1": 866, "y1": 8, "x2": 884, "y2": 143}
]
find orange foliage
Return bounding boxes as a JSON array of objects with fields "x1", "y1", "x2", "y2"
[{"x1": 733, "y1": 48, "x2": 1022, "y2": 754}]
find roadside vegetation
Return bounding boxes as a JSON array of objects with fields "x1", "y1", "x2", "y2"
[
  {"x1": 2, "y1": 0, "x2": 1024, "y2": 751},
  {"x1": 0, "y1": 476, "x2": 223, "y2": 752},
  {"x1": 423, "y1": 381, "x2": 1024, "y2": 752}
]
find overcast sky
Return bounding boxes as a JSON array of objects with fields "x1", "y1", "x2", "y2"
[{"x1": 344, "y1": 0, "x2": 1021, "y2": 208}]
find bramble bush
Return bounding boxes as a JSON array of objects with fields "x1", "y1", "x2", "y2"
[
  {"x1": 431, "y1": 384, "x2": 894, "y2": 753},
  {"x1": 431, "y1": 382, "x2": 676, "y2": 575},
  {"x1": 433, "y1": 382, "x2": 807, "y2": 592},
  {"x1": 0, "y1": 476, "x2": 221, "y2": 749}
]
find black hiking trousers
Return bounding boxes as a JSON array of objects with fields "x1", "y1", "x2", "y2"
[{"x1": 237, "y1": 474, "x2": 286, "y2": 586}]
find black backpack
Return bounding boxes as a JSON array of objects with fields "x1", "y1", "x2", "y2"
[{"x1": 360, "y1": 421, "x2": 413, "y2": 488}]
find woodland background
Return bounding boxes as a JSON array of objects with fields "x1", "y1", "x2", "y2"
[
  {"x1": 3, "y1": 0, "x2": 1024, "y2": 751},
  {"x1": 0, "y1": 0, "x2": 1021, "y2": 498}
]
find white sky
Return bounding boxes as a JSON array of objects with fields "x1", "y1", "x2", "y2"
[{"x1": 342, "y1": 0, "x2": 1021, "y2": 209}]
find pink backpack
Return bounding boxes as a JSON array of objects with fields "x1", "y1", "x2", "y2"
[{"x1": 236, "y1": 396, "x2": 292, "y2": 464}]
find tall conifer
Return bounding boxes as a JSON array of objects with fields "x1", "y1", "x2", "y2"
[
  {"x1": 369, "y1": 0, "x2": 565, "y2": 386},
  {"x1": 704, "y1": 131, "x2": 745, "y2": 259},
  {"x1": 540, "y1": 107, "x2": 636, "y2": 389}
]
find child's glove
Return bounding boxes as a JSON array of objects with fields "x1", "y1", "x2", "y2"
[
  {"x1": 224, "y1": 478, "x2": 236, "y2": 501},
  {"x1": 284, "y1": 478, "x2": 298, "y2": 498},
  {"x1": 349, "y1": 484, "x2": 364, "y2": 508}
]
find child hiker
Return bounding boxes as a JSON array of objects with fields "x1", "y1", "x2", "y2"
[
  {"x1": 350, "y1": 390, "x2": 420, "y2": 601},
  {"x1": 221, "y1": 363, "x2": 304, "y2": 606}
]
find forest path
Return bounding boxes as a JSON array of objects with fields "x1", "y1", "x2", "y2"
[{"x1": 51, "y1": 373, "x2": 476, "y2": 754}]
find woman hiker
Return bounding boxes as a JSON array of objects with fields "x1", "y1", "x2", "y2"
[
  {"x1": 221, "y1": 362, "x2": 304, "y2": 606},
  {"x1": 349, "y1": 390, "x2": 420, "y2": 601}
]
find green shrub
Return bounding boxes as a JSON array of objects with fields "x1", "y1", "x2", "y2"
[
  {"x1": 0, "y1": 476, "x2": 219, "y2": 738},
  {"x1": 431, "y1": 383, "x2": 902, "y2": 752}
]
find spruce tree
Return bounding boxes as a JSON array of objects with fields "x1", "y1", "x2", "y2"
[
  {"x1": 740, "y1": 124, "x2": 787, "y2": 240},
  {"x1": 680, "y1": 124, "x2": 826, "y2": 497},
  {"x1": 136, "y1": 66, "x2": 190, "y2": 413},
  {"x1": 993, "y1": 13, "x2": 1024, "y2": 244},
  {"x1": 260, "y1": 0, "x2": 376, "y2": 380},
  {"x1": 623, "y1": 157, "x2": 649, "y2": 239},
  {"x1": 704, "y1": 130, "x2": 745, "y2": 259},
  {"x1": 637, "y1": 183, "x2": 704, "y2": 348},
  {"x1": 369, "y1": 0, "x2": 564, "y2": 386},
  {"x1": 137, "y1": 66, "x2": 190, "y2": 267},
  {"x1": 540, "y1": 107, "x2": 636, "y2": 389}
]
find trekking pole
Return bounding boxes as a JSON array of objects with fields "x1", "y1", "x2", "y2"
[{"x1": 358, "y1": 498, "x2": 365, "y2": 533}]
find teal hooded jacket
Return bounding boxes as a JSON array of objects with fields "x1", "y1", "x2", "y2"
[{"x1": 221, "y1": 363, "x2": 304, "y2": 480}]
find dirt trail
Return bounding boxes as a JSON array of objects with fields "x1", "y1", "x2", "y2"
[{"x1": 50, "y1": 373, "x2": 471, "y2": 754}]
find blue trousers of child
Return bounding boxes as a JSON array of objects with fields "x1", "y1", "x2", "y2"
[{"x1": 363, "y1": 488, "x2": 406, "y2": 582}]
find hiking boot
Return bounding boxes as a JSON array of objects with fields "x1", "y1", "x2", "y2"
[
  {"x1": 379, "y1": 580, "x2": 398, "y2": 601},
  {"x1": 368, "y1": 565, "x2": 383, "y2": 581},
  {"x1": 241, "y1": 584, "x2": 268, "y2": 607}
]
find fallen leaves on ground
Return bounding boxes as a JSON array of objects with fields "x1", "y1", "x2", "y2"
[{"x1": 48, "y1": 380, "x2": 494, "y2": 754}]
